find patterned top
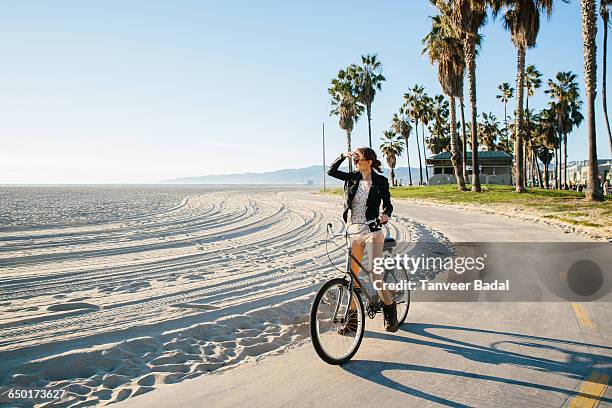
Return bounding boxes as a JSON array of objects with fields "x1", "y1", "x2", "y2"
[
  {"x1": 349, "y1": 179, "x2": 384, "y2": 243},
  {"x1": 350, "y1": 180, "x2": 371, "y2": 224}
]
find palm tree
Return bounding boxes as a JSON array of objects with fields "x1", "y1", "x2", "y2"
[
  {"x1": 464, "y1": 121, "x2": 473, "y2": 150},
  {"x1": 479, "y1": 112, "x2": 502, "y2": 150},
  {"x1": 391, "y1": 112, "x2": 414, "y2": 186},
  {"x1": 426, "y1": 124, "x2": 452, "y2": 153},
  {"x1": 403, "y1": 85, "x2": 428, "y2": 185},
  {"x1": 329, "y1": 66, "x2": 365, "y2": 170},
  {"x1": 496, "y1": 82, "x2": 515, "y2": 150},
  {"x1": 545, "y1": 78, "x2": 564, "y2": 189},
  {"x1": 445, "y1": 0, "x2": 489, "y2": 192},
  {"x1": 431, "y1": 95, "x2": 451, "y2": 134},
  {"x1": 582, "y1": 0, "x2": 605, "y2": 200},
  {"x1": 534, "y1": 107, "x2": 558, "y2": 188},
  {"x1": 601, "y1": 0, "x2": 612, "y2": 156},
  {"x1": 528, "y1": 109, "x2": 544, "y2": 186},
  {"x1": 422, "y1": 9, "x2": 467, "y2": 190},
  {"x1": 493, "y1": 0, "x2": 555, "y2": 193},
  {"x1": 497, "y1": 133, "x2": 512, "y2": 154},
  {"x1": 355, "y1": 54, "x2": 386, "y2": 149},
  {"x1": 525, "y1": 65, "x2": 543, "y2": 186},
  {"x1": 545, "y1": 72, "x2": 583, "y2": 189},
  {"x1": 426, "y1": 95, "x2": 452, "y2": 154},
  {"x1": 523, "y1": 107, "x2": 539, "y2": 186},
  {"x1": 380, "y1": 130, "x2": 405, "y2": 187},
  {"x1": 432, "y1": 1, "x2": 483, "y2": 184}
]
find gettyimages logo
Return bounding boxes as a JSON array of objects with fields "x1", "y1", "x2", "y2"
[{"x1": 373, "y1": 253, "x2": 487, "y2": 275}]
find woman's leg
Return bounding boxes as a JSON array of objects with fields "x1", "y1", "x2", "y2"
[
  {"x1": 368, "y1": 235, "x2": 393, "y2": 305},
  {"x1": 350, "y1": 240, "x2": 365, "y2": 287},
  {"x1": 349, "y1": 240, "x2": 365, "y2": 310}
]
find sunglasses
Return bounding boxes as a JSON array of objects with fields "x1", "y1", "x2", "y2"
[{"x1": 353, "y1": 157, "x2": 368, "y2": 164}]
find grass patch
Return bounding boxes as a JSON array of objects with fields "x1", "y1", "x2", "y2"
[{"x1": 319, "y1": 184, "x2": 611, "y2": 235}]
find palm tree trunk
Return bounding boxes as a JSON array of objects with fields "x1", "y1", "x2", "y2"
[
  {"x1": 582, "y1": 0, "x2": 604, "y2": 200},
  {"x1": 390, "y1": 167, "x2": 396, "y2": 187},
  {"x1": 526, "y1": 148, "x2": 530, "y2": 186},
  {"x1": 415, "y1": 120, "x2": 423, "y2": 185},
  {"x1": 367, "y1": 104, "x2": 373, "y2": 149},
  {"x1": 460, "y1": 97, "x2": 468, "y2": 182},
  {"x1": 504, "y1": 102, "x2": 508, "y2": 151},
  {"x1": 523, "y1": 143, "x2": 528, "y2": 185},
  {"x1": 559, "y1": 135, "x2": 564, "y2": 189},
  {"x1": 523, "y1": 134, "x2": 528, "y2": 185},
  {"x1": 602, "y1": 15, "x2": 612, "y2": 157},
  {"x1": 563, "y1": 133, "x2": 568, "y2": 189},
  {"x1": 526, "y1": 96, "x2": 535, "y2": 187},
  {"x1": 534, "y1": 149, "x2": 543, "y2": 188},
  {"x1": 465, "y1": 39, "x2": 481, "y2": 192},
  {"x1": 449, "y1": 96, "x2": 467, "y2": 190},
  {"x1": 404, "y1": 136, "x2": 413, "y2": 186},
  {"x1": 544, "y1": 155, "x2": 550, "y2": 189},
  {"x1": 554, "y1": 145, "x2": 559, "y2": 189},
  {"x1": 514, "y1": 46, "x2": 526, "y2": 192},
  {"x1": 347, "y1": 130, "x2": 353, "y2": 172},
  {"x1": 421, "y1": 123, "x2": 430, "y2": 183},
  {"x1": 529, "y1": 147, "x2": 538, "y2": 187},
  {"x1": 560, "y1": 138, "x2": 564, "y2": 188},
  {"x1": 527, "y1": 147, "x2": 532, "y2": 186}
]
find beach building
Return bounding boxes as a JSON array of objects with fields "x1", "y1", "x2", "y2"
[
  {"x1": 426, "y1": 151, "x2": 513, "y2": 185},
  {"x1": 539, "y1": 159, "x2": 611, "y2": 189},
  {"x1": 565, "y1": 159, "x2": 611, "y2": 187}
]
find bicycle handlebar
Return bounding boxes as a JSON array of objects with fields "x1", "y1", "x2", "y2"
[{"x1": 326, "y1": 218, "x2": 388, "y2": 239}]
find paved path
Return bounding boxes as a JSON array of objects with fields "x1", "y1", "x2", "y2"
[{"x1": 119, "y1": 194, "x2": 612, "y2": 408}]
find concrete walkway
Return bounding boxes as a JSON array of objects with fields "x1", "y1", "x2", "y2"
[{"x1": 119, "y1": 197, "x2": 612, "y2": 408}]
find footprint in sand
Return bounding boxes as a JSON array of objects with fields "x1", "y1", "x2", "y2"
[
  {"x1": 47, "y1": 302, "x2": 100, "y2": 312},
  {"x1": 67, "y1": 296, "x2": 90, "y2": 302}
]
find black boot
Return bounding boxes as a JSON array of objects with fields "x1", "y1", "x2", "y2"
[{"x1": 382, "y1": 302, "x2": 398, "y2": 332}]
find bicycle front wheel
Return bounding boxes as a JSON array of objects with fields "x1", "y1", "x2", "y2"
[{"x1": 309, "y1": 278, "x2": 365, "y2": 365}]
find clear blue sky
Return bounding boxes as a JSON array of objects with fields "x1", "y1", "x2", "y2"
[{"x1": 0, "y1": 0, "x2": 608, "y2": 183}]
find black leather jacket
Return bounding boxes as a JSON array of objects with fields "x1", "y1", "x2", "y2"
[{"x1": 327, "y1": 154, "x2": 393, "y2": 223}]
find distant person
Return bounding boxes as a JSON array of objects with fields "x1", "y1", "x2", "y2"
[
  {"x1": 598, "y1": 174, "x2": 604, "y2": 191},
  {"x1": 327, "y1": 147, "x2": 398, "y2": 332}
]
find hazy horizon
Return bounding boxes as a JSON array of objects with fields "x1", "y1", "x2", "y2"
[{"x1": 1, "y1": 1, "x2": 610, "y2": 184}]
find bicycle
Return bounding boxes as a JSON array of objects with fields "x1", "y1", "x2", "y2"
[{"x1": 309, "y1": 218, "x2": 411, "y2": 365}]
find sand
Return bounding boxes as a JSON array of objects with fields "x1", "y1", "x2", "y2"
[{"x1": 0, "y1": 186, "x2": 450, "y2": 407}]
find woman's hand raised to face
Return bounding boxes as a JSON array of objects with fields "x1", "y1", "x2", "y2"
[{"x1": 342, "y1": 151, "x2": 355, "y2": 159}]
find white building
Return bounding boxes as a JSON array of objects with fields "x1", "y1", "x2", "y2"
[{"x1": 564, "y1": 159, "x2": 611, "y2": 187}]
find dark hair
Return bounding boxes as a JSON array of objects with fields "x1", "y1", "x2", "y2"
[{"x1": 354, "y1": 147, "x2": 382, "y2": 173}]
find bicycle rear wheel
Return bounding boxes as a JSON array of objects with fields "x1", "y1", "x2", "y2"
[
  {"x1": 385, "y1": 266, "x2": 410, "y2": 325},
  {"x1": 309, "y1": 278, "x2": 365, "y2": 365}
]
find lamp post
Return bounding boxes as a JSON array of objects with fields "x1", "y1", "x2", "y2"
[{"x1": 322, "y1": 122, "x2": 326, "y2": 191}]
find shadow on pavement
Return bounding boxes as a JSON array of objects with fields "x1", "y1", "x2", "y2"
[{"x1": 341, "y1": 322, "x2": 612, "y2": 407}]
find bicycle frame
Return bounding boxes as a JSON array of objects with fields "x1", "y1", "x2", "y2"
[{"x1": 325, "y1": 221, "x2": 385, "y2": 323}]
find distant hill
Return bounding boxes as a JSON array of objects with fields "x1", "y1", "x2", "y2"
[{"x1": 160, "y1": 165, "x2": 422, "y2": 186}]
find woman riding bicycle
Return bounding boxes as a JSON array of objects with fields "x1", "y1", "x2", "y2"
[{"x1": 327, "y1": 147, "x2": 398, "y2": 332}]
